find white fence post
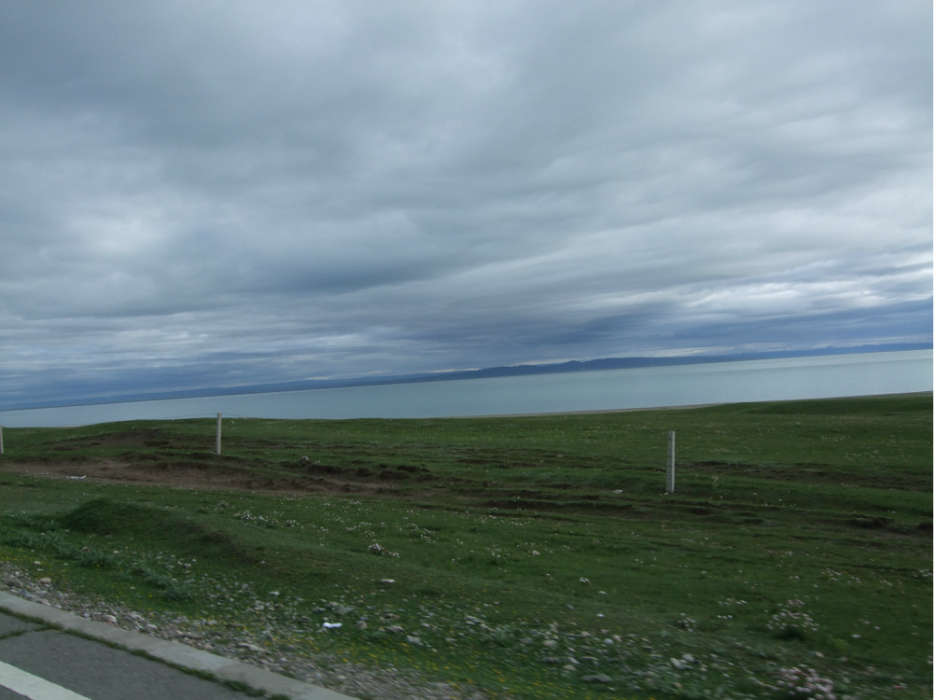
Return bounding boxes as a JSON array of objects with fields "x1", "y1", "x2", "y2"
[
  {"x1": 666, "y1": 430, "x2": 676, "y2": 493},
  {"x1": 215, "y1": 413, "x2": 222, "y2": 455}
]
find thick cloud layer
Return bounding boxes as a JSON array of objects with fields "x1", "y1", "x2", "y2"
[{"x1": 1, "y1": 1, "x2": 931, "y2": 408}]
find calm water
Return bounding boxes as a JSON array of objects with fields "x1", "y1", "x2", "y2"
[{"x1": 0, "y1": 350, "x2": 930, "y2": 428}]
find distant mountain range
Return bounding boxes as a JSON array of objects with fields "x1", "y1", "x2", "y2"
[{"x1": 29, "y1": 342, "x2": 926, "y2": 409}]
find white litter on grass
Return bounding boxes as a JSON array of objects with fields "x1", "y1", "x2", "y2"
[
  {"x1": 322, "y1": 622, "x2": 342, "y2": 629},
  {"x1": 66, "y1": 476, "x2": 86, "y2": 480}
]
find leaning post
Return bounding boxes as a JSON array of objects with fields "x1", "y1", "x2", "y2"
[
  {"x1": 215, "y1": 413, "x2": 222, "y2": 456},
  {"x1": 666, "y1": 430, "x2": 676, "y2": 493}
]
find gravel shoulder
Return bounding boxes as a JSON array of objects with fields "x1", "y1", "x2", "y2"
[{"x1": 0, "y1": 562, "x2": 489, "y2": 700}]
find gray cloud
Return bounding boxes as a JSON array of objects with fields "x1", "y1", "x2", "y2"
[{"x1": 0, "y1": 1, "x2": 930, "y2": 408}]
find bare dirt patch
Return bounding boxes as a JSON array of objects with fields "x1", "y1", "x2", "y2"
[{"x1": 0, "y1": 458, "x2": 384, "y2": 496}]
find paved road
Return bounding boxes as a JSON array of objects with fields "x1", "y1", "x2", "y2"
[
  {"x1": 0, "y1": 596, "x2": 355, "y2": 700},
  {"x1": 0, "y1": 611, "x2": 257, "y2": 700}
]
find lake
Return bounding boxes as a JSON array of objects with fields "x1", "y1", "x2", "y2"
[{"x1": 0, "y1": 349, "x2": 930, "y2": 428}]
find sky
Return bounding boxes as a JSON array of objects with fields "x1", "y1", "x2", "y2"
[{"x1": 1, "y1": 1, "x2": 931, "y2": 409}]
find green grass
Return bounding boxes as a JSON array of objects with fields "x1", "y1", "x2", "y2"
[{"x1": 0, "y1": 393, "x2": 930, "y2": 699}]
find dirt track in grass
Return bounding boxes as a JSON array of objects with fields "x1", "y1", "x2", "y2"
[{"x1": 0, "y1": 457, "x2": 405, "y2": 495}]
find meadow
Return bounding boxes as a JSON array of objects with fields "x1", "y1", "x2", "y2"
[{"x1": 0, "y1": 393, "x2": 930, "y2": 700}]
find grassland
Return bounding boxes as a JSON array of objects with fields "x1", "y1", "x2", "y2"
[{"x1": 0, "y1": 393, "x2": 930, "y2": 700}]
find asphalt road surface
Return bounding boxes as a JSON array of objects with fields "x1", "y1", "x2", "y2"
[{"x1": 0, "y1": 611, "x2": 261, "y2": 700}]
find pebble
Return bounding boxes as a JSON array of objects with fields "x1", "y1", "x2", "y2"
[
  {"x1": 355, "y1": 621, "x2": 368, "y2": 630},
  {"x1": 582, "y1": 674, "x2": 613, "y2": 683},
  {"x1": 38, "y1": 578, "x2": 52, "y2": 585},
  {"x1": 385, "y1": 625, "x2": 404, "y2": 634}
]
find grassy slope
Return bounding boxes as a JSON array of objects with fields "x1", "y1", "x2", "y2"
[{"x1": 0, "y1": 393, "x2": 930, "y2": 699}]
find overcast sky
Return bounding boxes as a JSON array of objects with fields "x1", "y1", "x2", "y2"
[{"x1": 1, "y1": 1, "x2": 931, "y2": 408}]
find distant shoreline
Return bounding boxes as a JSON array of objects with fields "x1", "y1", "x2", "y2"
[
  {"x1": 2, "y1": 343, "x2": 929, "y2": 414},
  {"x1": 459, "y1": 390, "x2": 933, "y2": 419}
]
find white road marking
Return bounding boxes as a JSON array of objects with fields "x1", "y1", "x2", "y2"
[{"x1": 0, "y1": 660, "x2": 92, "y2": 700}]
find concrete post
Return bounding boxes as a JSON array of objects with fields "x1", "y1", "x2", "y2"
[
  {"x1": 215, "y1": 413, "x2": 222, "y2": 456},
  {"x1": 666, "y1": 430, "x2": 675, "y2": 493}
]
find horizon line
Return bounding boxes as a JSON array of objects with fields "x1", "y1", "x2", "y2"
[{"x1": 1, "y1": 343, "x2": 929, "y2": 414}]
